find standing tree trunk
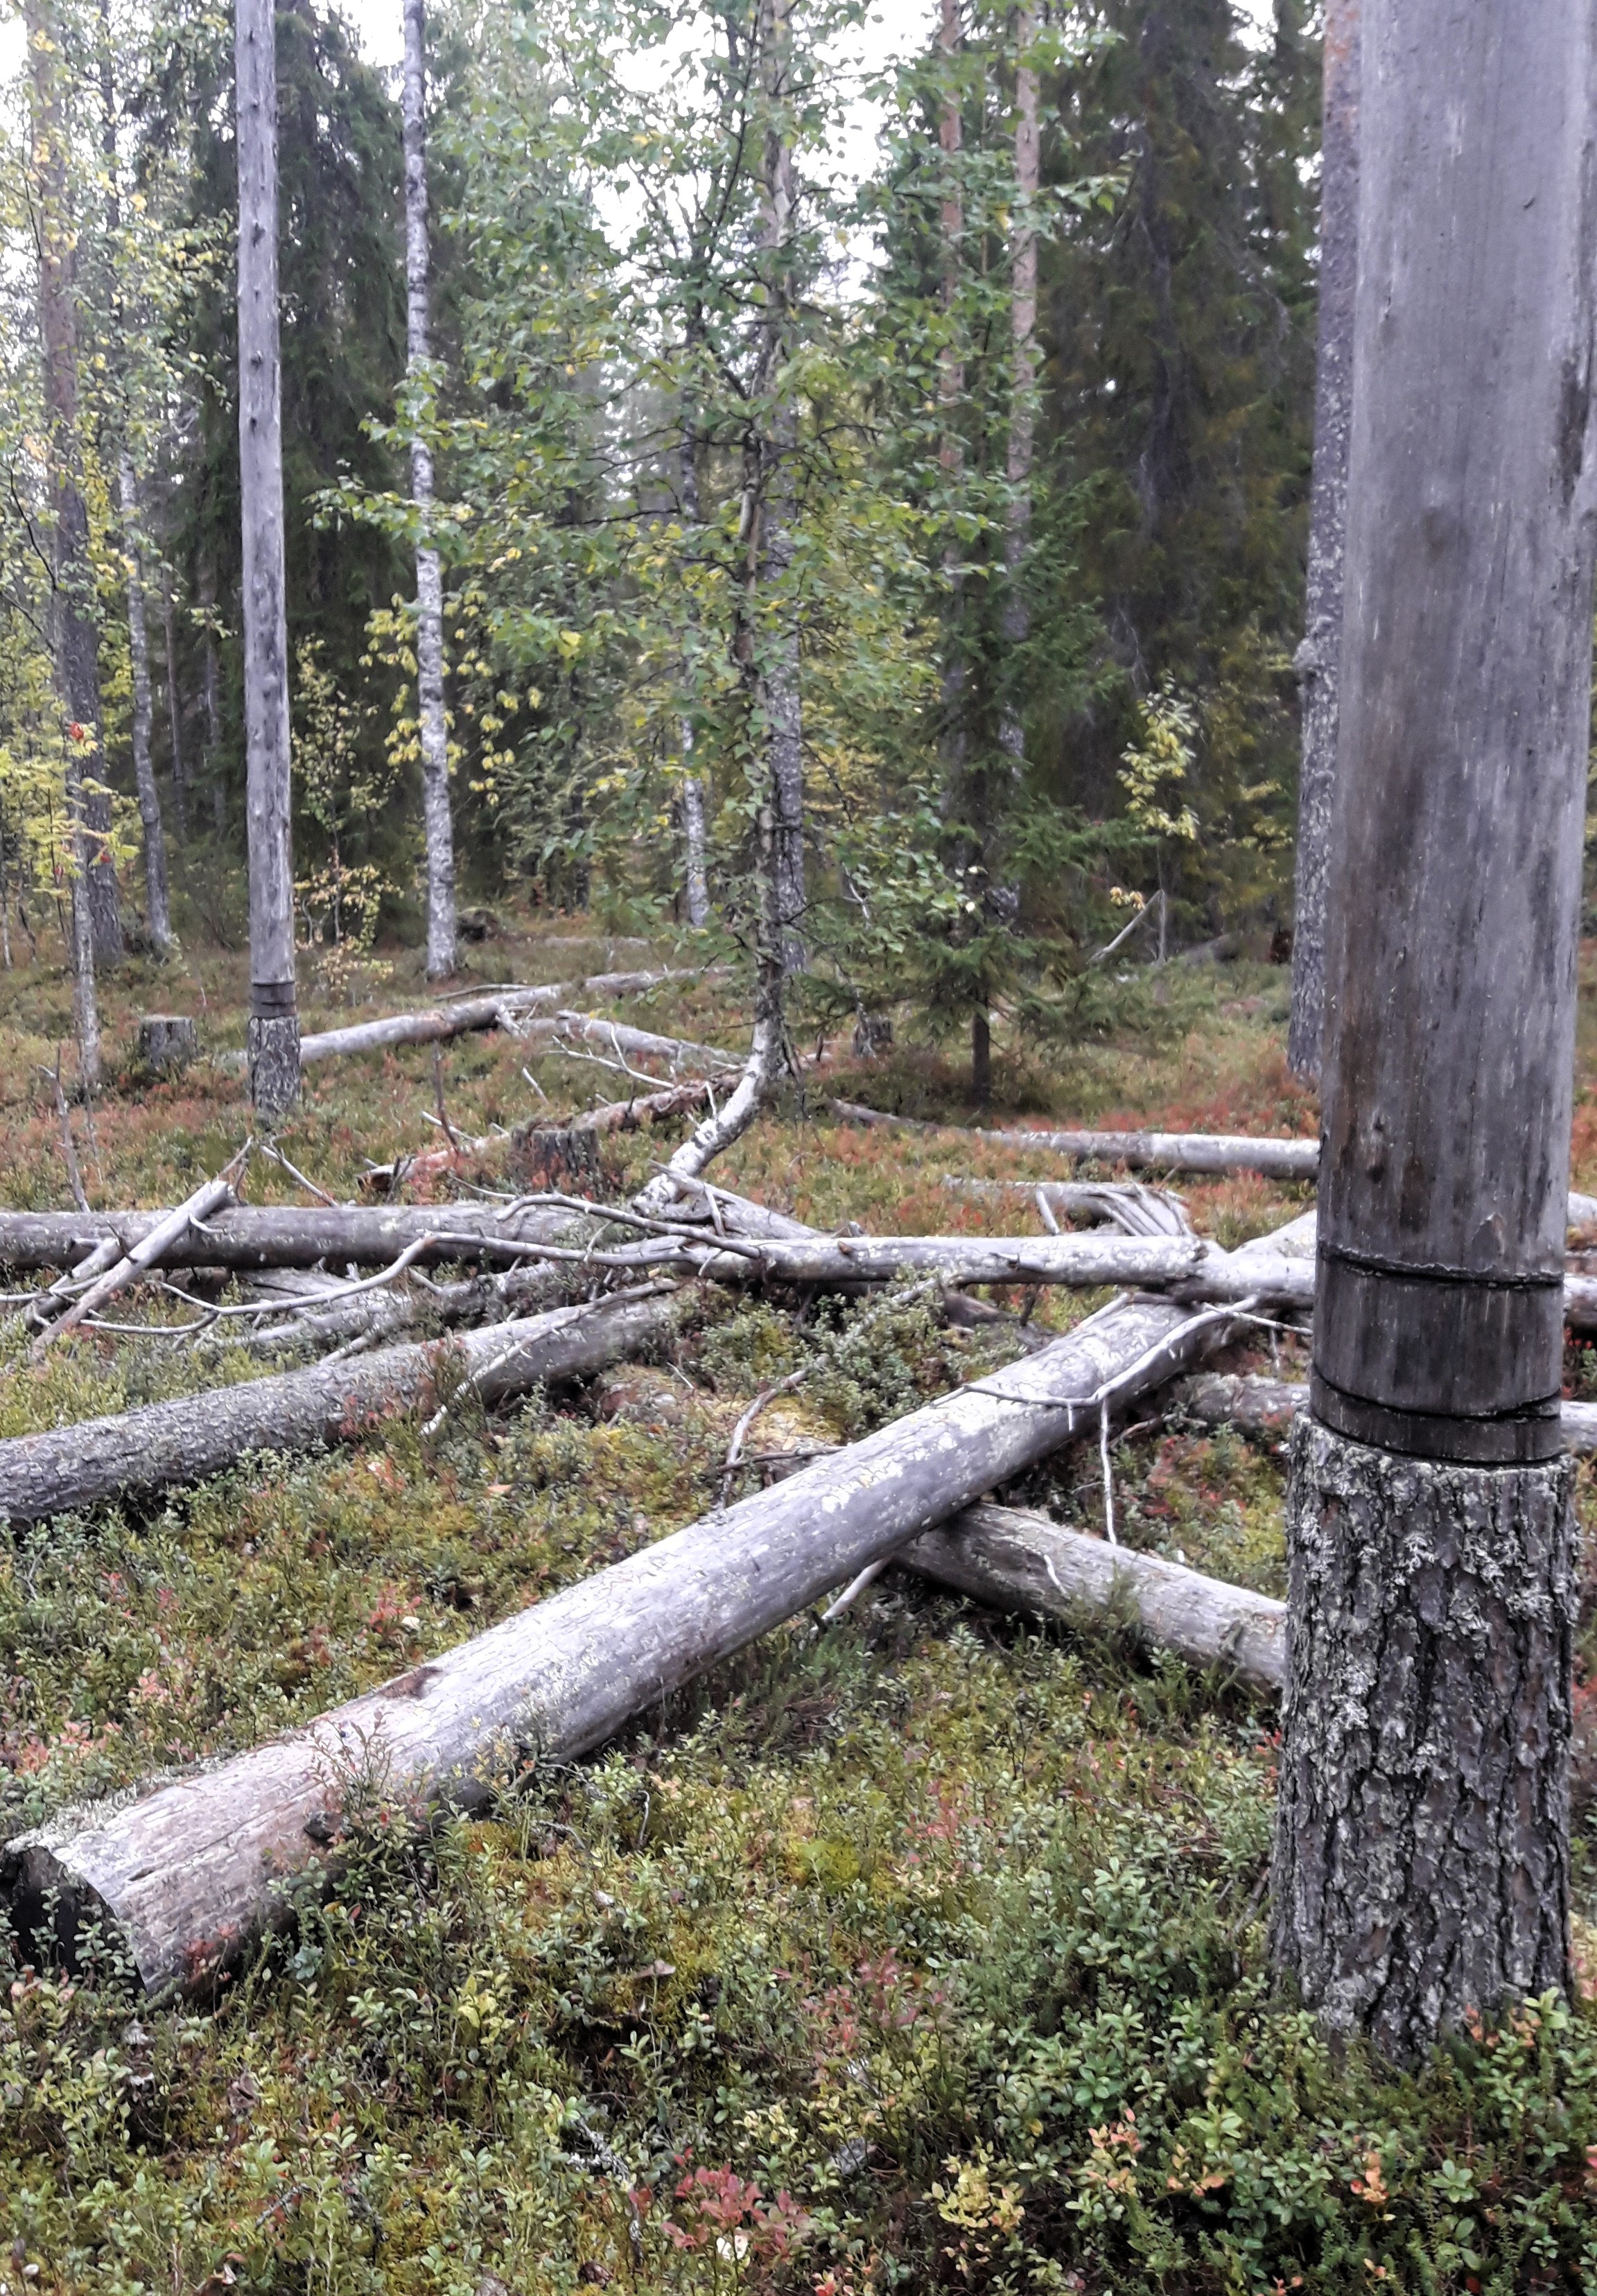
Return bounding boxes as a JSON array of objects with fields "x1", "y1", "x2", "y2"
[
  {"x1": 116, "y1": 462, "x2": 173, "y2": 954},
  {"x1": 401, "y1": 0, "x2": 456, "y2": 981},
  {"x1": 26, "y1": 0, "x2": 105, "y2": 1077},
  {"x1": 161, "y1": 584, "x2": 189, "y2": 842},
  {"x1": 1271, "y1": 0, "x2": 1596, "y2": 2063},
  {"x1": 758, "y1": 0, "x2": 805, "y2": 973},
  {"x1": 677, "y1": 340, "x2": 710, "y2": 930},
  {"x1": 997, "y1": 8, "x2": 1037, "y2": 783},
  {"x1": 198, "y1": 548, "x2": 226, "y2": 836},
  {"x1": 236, "y1": 0, "x2": 299, "y2": 1119},
  {"x1": 1286, "y1": 0, "x2": 1359, "y2": 1083}
]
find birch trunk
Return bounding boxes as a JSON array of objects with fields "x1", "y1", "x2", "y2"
[
  {"x1": 117, "y1": 460, "x2": 173, "y2": 954},
  {"x1": 1277, "y1": 0, "x2": 1597, "y2": 2058},
  {"x1": 1286, "y1": 0, "x2": 1359, "y2": 1081},
  {"x1": 402, "y1": 0, "x2": 455, "y2": 980},
  {"x1": 160, "y1": 584, "x2": 189, "y2": 841},
  {"x1": 237, "y1": 0, "x2": 300, "y2": 1119},
  {"x1": 758, "y1": 0, "x2": 805, "y2": 972},
  {"x1": 25, "y1": 0, "x2": 105, "y2": 1075}
]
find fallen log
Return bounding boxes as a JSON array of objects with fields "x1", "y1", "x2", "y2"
[
  {"x1": 0, "y1": 1287, "x2": 1239, "y2": 1994},
  {"x1": 900, "y1": 1503, "x2": 1286, "y2": 1693},
  {"x1": 295, "y1": 968, "x2": 697, "y2": 1065},
  {"x1": 521, "y1": 1011, "x2": 743, "y2": 1072},
  {"x1": 829, "y1": 1101, "x2": 1320, "y2": 1179},
  {"x1": 941, "y1": 1176, "x2": 1192, "y2": 1236},
  {"x1": 0, "y1": 1202, "x2": 582, "y2": 1274},
  {"x1": 665, "y1": 1231, "x2": 1314, "y2": 1302},
  {"x1": 37, "y1": 1165, "x2": 241, "y2": 1349},
  {"x1": 1171, "y1": 1371, "x2": 1597, "y2": 1456},
  {"x1": 0, "y1": 1285, "x2": 680, "y2": 1525}
]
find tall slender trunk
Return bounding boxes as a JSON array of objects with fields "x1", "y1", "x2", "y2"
[
  {"x1": 236, "y1": 0, "x2": 299, "y2": 1118},
  {"x1": 100, "y1": 3, "x2": 168, "y2": 953},
  {"x1": 678, "y1": 347, "x2": 710, "y2": 930},
  {"x1": 161, "y1": 584, "x2": 189, "y2": 841},
  {"x1": 997, "y1": 8, "x2": 1037, "y2": 773},
  {"x1": 198, "y1": 549, "x2": 225, "y2": 835},
  {"x1": 1286, "y1": 0, "x2": 1359, "y2": 1083},
  {"x1": 117, "y1": 460, "x2": 173, "y2": 952},
  {"x1": 402, "y1": 0, "x2": 455, "y2": 980},
  {"x1": 26, "y1": 0, "x2": 105, "y2": 1077},
  {"x1": 1271, "y1": 0, "x2": 1594, "y2": 2062},
  {"x1": 758, "y1": 0, "x2": 805, "y2": 974}
]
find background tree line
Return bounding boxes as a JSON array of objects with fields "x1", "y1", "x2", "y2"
[{"x1": 0, "y1": 0, "x2": 1319, "y2": 1092}]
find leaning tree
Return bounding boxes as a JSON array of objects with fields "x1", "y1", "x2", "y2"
[{"x1": 1271, "y1": 0, "x2": 1596, "y2": 2060}]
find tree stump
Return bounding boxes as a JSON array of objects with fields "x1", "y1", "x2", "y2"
[
  {"x1": 247, "y1": 1014, "x2": 301, "y2": 1124},
  {"x1": 1271, "y1": 1417, "x2": 1575, "y2": 2062},
  {"x1": 138, "y1": 1014, "x2": 198, "y2": 1075},
  {"x1": 507, "y1": 1123, "x2": 615, "y2": 1197}
]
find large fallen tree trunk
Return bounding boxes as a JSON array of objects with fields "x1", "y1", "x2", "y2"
[
  {"x1": 1172, "y1": 1371, "x2": 1597, "y2": 1455},
  {"x1": 517, "y1": 1011, "x2": 742, "y2": 1072},
  {"x1": 901, "y1": 1502, "x2": 1286, "y2": 1693},
  {"x1": 0, "y1": 1202, "x2": 584, "y2": 1273},
  {"x1": 667, "y1": 1230, "x2": 1314, "y2": 1301},
  {"x1": 295, "y1": 968, "x2": 697, "y2": 1064},
  {"x1": 0, "y1": 1286, "x2": 1243, "y2": 1994},
  {"x1": 829, "y1": 1102, "x2": 1321, "y2": 1179},
  {"x1": 0, "y1": 1285, "x2": 679, "y2": 1525}
]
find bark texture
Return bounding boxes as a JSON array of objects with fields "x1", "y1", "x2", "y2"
[
  {"x1": 996, "y1": 9, "x2": 1037, "y2": 776},
  {"x1": 117, "y1": 458, "x2": 173, "y2": 953},
  {"x1": 161, "y1": 585, "x2": 188, "y2": 840},
  {"x1": 26, "y1": 0, "x2": 107, "y2": 1068},
  {"x1": 1311, "y1": 0, "x2": 1597, "y2": 1465},
  {"x1": 0, "y1": 1289, "x2": 1225, "y2": 1994},
  {"x1": 1178, "y1": 1375, "x2": 1597, "y2": 1455},
  {"x1": 402, "y1": 0, "x2": 455, "y2": 980},
  {"x1": 1287, "y1": 0, "x2": 1359, "y2": 1081},
  {"x1": 0, "y1": 1287, "x2": 678, "y2": 1527},
  {"x1": 0, "y1": 1201, "x2": 586, "y2": 1272},
  {"x1": 678, "y1": 361, "x2": 710, "y2": 928},
  {"x1": 1271, "y1": 1418, "x2": 1575, "y2": 2062},
  {"x1": 236, "y1": 0, "x2": 299, "y2": 1119},
  {"x1": 758, "y1": 0, "x2": 805, "y2": 971}
]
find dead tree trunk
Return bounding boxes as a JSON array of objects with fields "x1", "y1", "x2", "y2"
[
  {"x1": 758, "y1": 0, "x2": 805, "y2": 973},
  {"x1": 0, "y1": 1289, "x2": 1229, "y2": 1995},
  {"x1": 0, "y1": 1286, "x2": 678, "y2": 1526},
  {"x1": 236, "y1": 0, "x2": 299, "y2": 1120},
  {"x1": 198, "y1": 549, "x2": 225, "y2": 835},
  {"x1": 1286, "y1": 0, "x2": 1359, "y2": 1081},
  {"x1": 118, "y1": 461, "x2": 174, "y2": 954},
  {"x1": 402, "y1": 0, "x2": 455, "y2": 981},
  {"x1": 1272, "y1": 0, "x2": 1596, "y2": 2062},
  {"x1": 26, "y1": 0, "x2": 107, "y2": 1074},
  {"x1": 677, "y1": 333, "x2": 710, "y2": 929}
]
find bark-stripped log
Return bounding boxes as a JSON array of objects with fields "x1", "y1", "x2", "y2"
[
  {"x1": 295, "y1": 969, "x2": 697, "y2": 1064},
  {"x1": 0, "y1": 1286, "x2": 679, "y2": 1526},
  {"x1": 829, "y1": 1104, "x2": 1320, "y2": 1179},
  {"x1": 902, "y1": 1503, "x2": 1286, "y2": 1693},
  {"x1": 522, "y1": 1011, "x2": 741, "y2": 1072},
  {"x1": 0, "y1": 1203, "x2": 580, "y2": 1273},
  {"x1": 667, "y1": 1233, "x2": 1314, "y2": 1302},
  {"x1": 0, "y1": 1289, "x2": 1235, "y2": 1994}
]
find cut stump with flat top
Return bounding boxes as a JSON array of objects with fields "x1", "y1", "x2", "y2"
[
  {"x1": 1271, "y1": 1418, "x2": 1575, "y2": 2064},
  {"x1": 138, "y1": 1015, "x2": 198, "y2": 1075}
]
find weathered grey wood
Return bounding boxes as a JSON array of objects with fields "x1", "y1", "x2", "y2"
[
  {"x1": 1288, "y1": 0, "x2": 1360, "y2": 1081},
  {"x1": 0, "y1": 1201, "x2": 584, "y2": 1273},
  {"x1": 1272, "y1": 1420, "x2": 1576, "y2": 2061},
  {"x1": 942, "y1": 1176, "x2": 1191, "y2": 1236},
  {"x1": 532, "y1": 1011, "x2": 741, "y2": 1072},
  {"x1": 1176, "y1": 1373, "x2": 1597, "y2": 1455},
  {"x1": 670, "y1": 1232, "x2": 1314, "y2": 1302},
  {"x1": 295, "y1": 970, "x2": 698, "y2": 1064},
  {"x1": 757, "y1": 0, "x2": 805, "y2": 971},
  {"x1": 0, "y1": 1289, "x2": 1227, "y2": 1994},
  {"x1": 902, "y1": 1503, "x2": 1286, "y2": 1694},
  {"x1": 139, "y1": 1015, "x2": 198, "y2": 1074},
  {"x1": 0, "y1": 1286, "x2": 678, "y2": 1529},
  {"x1": 828, "y1": 1103, "x2": 1320, "y2": 1179},
  {"x1": 1310, "y1": 0, "x2": 1597, "y2": 1467},
  {"x1": 40, "y1": 1174, "x2": 238, "y2": 1348},
  {"x1": 236, "y1": 0, "x2": 299, "y2": 1120},
  {"x1": 402, "y1": 0, "x2": 455, "y2": 981}
]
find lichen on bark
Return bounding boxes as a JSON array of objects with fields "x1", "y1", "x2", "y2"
[{"x1": 1271, "y1": 1416, "x2": 1575, "y2": 2064}]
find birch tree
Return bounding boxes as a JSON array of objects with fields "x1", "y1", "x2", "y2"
[
  {"x1": 401, "y1": 0, "x2": 455, "y2": 980},
  {"x1": 236, "y1": 0, "x2": 299, "y2": 1117}
]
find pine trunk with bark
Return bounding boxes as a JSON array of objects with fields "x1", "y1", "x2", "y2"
[
  {"x1": 1286, "y1": 0, "x2": 1359, "y2": 1081},
  {"x1": 402, "y1": 0, "x2": 455, "y2": 981},
  {"x1": 26, "y1": 0, "x2": 106, "y2": 1076},
  {"x1": 1274, "y1": 0, "x2": 1597, "y2": 2061},
  {"x1": 237, "y1": 0, "x2": 300, "y2": 1119},
  {"x1": 160, "y1": 586, "x2": 189, "y2": 841},
  {"x1": 199, "y1": 550, "x2": 225, "y2": 835}
]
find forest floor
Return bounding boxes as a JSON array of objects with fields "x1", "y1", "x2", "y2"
[{"x1": 0, "y1": 921, "x2": 1595, "y2": 2295}]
